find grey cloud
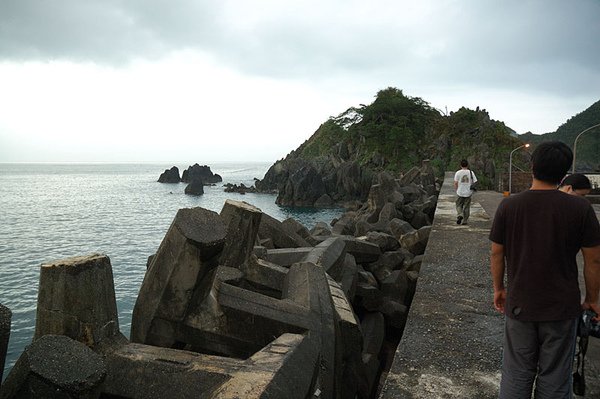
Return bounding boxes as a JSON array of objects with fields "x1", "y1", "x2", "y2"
[{"x1": 1, "y1": 0, "x2": 599, "y2": 98}]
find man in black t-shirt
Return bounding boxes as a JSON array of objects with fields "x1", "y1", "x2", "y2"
[{"x1": 489, "y1": 141, "x2": 600, "y2": 398}]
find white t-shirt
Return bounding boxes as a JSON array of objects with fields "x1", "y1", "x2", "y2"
[{"x1": 454, "y1": 169, "x2": 477, "y2": 197}]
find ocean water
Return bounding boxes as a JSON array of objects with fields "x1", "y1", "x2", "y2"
[{"x1": 0, "y1": 162, "x2": 343, "y2": 379}]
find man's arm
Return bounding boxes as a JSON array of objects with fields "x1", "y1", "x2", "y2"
[
  {"x1": 490, "y1": 242, "x2": 506, "y2": 313},
  {"x1": 582, "y1": 244, "x2": 600, "y2": 321},
  {"x1": 453, "y1": 180, "x2": 458, "y2": 190}
]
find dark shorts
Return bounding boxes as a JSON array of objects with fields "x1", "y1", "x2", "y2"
[{"x1": 499, "y1": 317, "x2": 578, "y2": 399}]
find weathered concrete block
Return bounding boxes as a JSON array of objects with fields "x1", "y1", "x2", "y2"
[
  {"x1": 282, "y1": 218, "x2": 318, "y2": 246},
  {"x1": 34, "y1": 254, "x2": 119, "y2": 346},
  {"x1": 399, "y1": 229, "x2": 426, "y2": 256},
  {"x1": 357, "y1": 269, "x2": 379, "y2": 288},
  {"x1": 327, "y1": 277, "x2": 362, "y2": 399},
  {"x1": 304, "y1": 237, "x2": 347, "y2": 280},
  {"x1": 397, "y1": 183, "x2": 425, "y2": 204},
  {"x1": 331, "y1": 217, "x2": 355, "y2": 236},
  {"x1": 410, "y1": 210, "x2": 431, "y2": 229},
  {"x1": 377, "y1": 202, "x2": 398, "y2": 225},
  {"x1": 355, "y1": 283, "x2": 383, "y2": 312},
  {"x1": 354, "y1": 219, "x2": 372, "y2": 237},
  {"x1": 398, "y1": 166, "x2": 420, "y2": 186},
  {"x1": 361, "y1": 312, "x2": 385, "y2": 356},
  {"x1": 389, "y1": 218, "x2": 415, "y2": 240},
  {"x1": 253, "y1": 245, "x2": 268, "y2": 259},
  {"x1": 95, "y1": 333, "x2": 320, "y2": 399},
  {"x1": 358, "y1": 352, "x2": 381, "y2": 399},
  {"x1": 338, "y1": 236, "x2": 381, "y2": 264},
  {"x1": 211, "y1": 333, "x2": 320, "y2": 399},
  {"x1": 365, "y1": 231, "x2": 400, "y2": 252},
  {"x1": 378, "y1": 299, "x2": 408, "y2": 330},
  {"x1": 258, "y1": 213, "x2": 310, "y2": 248},
  {"x1": 364, "y1": 251, "x2": 408, "y2": 283},
  {"x1": 1, "y1": 335, "x2": 106, "y2": 399},
  {"x1": 0, "y1": 302, "x2": 11, "y2": 384},
  {"x1": 264, "y1": 247, "x2": 312, "y2": 267},
  {"x1": 131, "y1": 207, "x2": 227, "y2": 345},
  {"x1": 404, "y1": 254, "x2": 422, "y2": 272},
  {"x1": 339, "y1": 254, "x2": 358, "y2": 301},
  {"x1": 179, "y1": 261, "x2": 337, "y2": 398},
  {"x1": 219, "y1": 200, "x2": 263, "y2": 269},
  {"x1": 309, "y1": 221, "x2": 332, "y2": 237},
  {"x1": 241, "y1": 257, "x2": 288, "y2": 296},
  {"x1": 380, "y1": 270, "x2": 409, "y2": 305}
]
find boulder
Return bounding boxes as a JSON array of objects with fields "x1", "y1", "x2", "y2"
[
  {"x1": 184, "y1": 180, "x2": 204, "y2": 196},
  {"x1": 282, "y1": 218, "x2": 317, "y2": 246},
  {"x1": 399, "y1": 226, "x2": 431, "y2": 256},
  {"x1": 389, "y1": 218, "x2": 415, "y2": 240},
  {"x1": 380, "y1": 270, "x2": 410, "y2": 305},
  {"x1": 1, "y1": 335, "x2": 106, "y2": 399},
  {"x1": 361, "y1": 312, "x2": 386, "y2": 356},
  {"x1": 219, "y1": 200, "x2": 263, "y2": 269},
  {"x1": 259, "y1": 213, "x2": 311, "y2": 248},
  {"x1": 181, "y1": 163, "x2": 222, "y2": 184},
  {"x1": 378, "y1": 299, "x2": 408, "y2": 329},
  {"x1": 131, "y1": 207, "x2": 227, "y2": 345},
  {"x1": 310, "y1": 221, "x2": 332, "y2": 237},
  {"x1": 410, "y1": 210, "x2": 431, "y2": 229},
  {"x1": 365, "y1": 231, "x2": 400, "y2": 252},
  {"x1": 35, "y1": 254, "x2": 120, "y2": 346},
  {"x1": 158, "y1": 166, "x2": 181, "y2": 183}
]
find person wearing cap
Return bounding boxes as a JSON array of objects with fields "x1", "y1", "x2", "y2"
[
  {"x1": 559, "y1": 173, "x2": 593, "y2": 197},
  {"x1": 453, "y1": 159, "x2": 477, "y2": 225},
  {"x1": 489, "y1": 141, "x2": 600, "y2": 398}
]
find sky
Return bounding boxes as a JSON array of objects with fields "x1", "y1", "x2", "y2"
[{"x1": 0, "y1": 0, "x2": 599, "y2": 163}]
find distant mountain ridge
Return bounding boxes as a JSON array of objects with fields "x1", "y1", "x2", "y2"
[{"x1": 520, "y1": 99, "x2": 600, "y2": 171}]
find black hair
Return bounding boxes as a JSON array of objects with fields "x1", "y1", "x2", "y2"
[
  {"x1": 460, "y1": 159, "x2": 468, "y2": 168},
  {"x1": 560, "y1": 173, "x2": 592, "y2": 190},
  {"x1": 531, "y1": 141, "x2": 573, "y2": 184}
]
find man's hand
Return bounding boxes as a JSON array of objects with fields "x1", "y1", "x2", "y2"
[
  {"x1": 582, "y1": 301, "x2": 600, "y2": 322},
  {"x1": 494, "y1": 288, "x2": 506, "y2": 313},
  {"x1": 582, "y1": 245, "x2": 600, "y2": 322}
]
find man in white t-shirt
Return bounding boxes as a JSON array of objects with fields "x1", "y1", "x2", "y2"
[{"x1": 453, "y1": 159, "x2": 477, "y2": 225}]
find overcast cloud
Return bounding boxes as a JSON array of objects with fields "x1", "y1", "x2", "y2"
[{"x1": 1, "y1": 0, "x2": 599, "y2": 162}]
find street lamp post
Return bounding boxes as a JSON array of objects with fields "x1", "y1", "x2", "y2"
[
  {"x1": 509, "y1": 143, "x2": 530, "y2": 194},
  {"x1": 572, "y1": 123, "x2": 600, "y2": 173}
]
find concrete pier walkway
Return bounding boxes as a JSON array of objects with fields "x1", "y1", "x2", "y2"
[{"x1": 379, "y1": 172, "x2": 600, "y2": 398}]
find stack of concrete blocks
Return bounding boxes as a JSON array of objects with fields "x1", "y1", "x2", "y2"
[{"x1": 2, "y1": 159, "x2": 438, "y2": 398}]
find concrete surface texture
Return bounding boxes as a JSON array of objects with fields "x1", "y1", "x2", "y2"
[{"x1": 379, "y1": 172, "x2": 600, "y2": 399}]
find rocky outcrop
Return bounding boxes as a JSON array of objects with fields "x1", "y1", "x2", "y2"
[
  {"x1": 181, "y1": 164, "x2": 222, "y2": 184},
  {"x1": 158, "y1": 166, "x2": 181, "y2": 183},
  {"x1": 184, "y1": 180, "x2": 204, "y2": 196},
  {"x1": 224, "y1": 183, "x2": 257, "y2": 194},
  {"x1": 256, "y1": 155, "x2": 374, "y2": 207}
]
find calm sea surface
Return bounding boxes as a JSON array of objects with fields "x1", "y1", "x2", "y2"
[{"x1": 0, "y1": 162, "x2": 342, "y2": 379}]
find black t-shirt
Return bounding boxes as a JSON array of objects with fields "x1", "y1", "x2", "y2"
[{"x1": 489, "y1": 190, "x2": 600, "y2": 322}]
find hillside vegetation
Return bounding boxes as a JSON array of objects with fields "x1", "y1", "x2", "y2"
[
  {"x1": 293, "y1": 87, "x2": 523, "y2": 188},
  {"x1": 258, "y1": 88, "x2": 599, "y2": 206},
  {"x1": 520, "y1": 100, "x2": 600, "y2": 171}
]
